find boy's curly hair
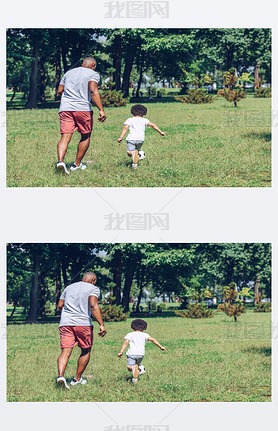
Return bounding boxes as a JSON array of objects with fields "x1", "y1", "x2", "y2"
[
  {"x1": 131, "y1": 319, "x2": 148, "y2": 331},
  {"x1": 131, "y1": 104, "x2": 147, "y2": 117}
]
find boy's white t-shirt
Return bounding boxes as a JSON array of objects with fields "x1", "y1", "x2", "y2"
[
  {"x1": 124, "y1": 117, "x2": 150, "y2": 141},
  {"x1": 124, "y1": 331, "x2": 150, "y2": 356}
]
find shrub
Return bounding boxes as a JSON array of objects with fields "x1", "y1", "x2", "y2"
[
  {"x1": 217, "y1": 303, "x2": 246, "y2": 321},
  {"x1": 157, "y1": 302, "x2": 167, "y2": 310},
  {"x1": 174, "y1": 88, "x2": 214, "y2": 104},
  {"x1": 217, "y1": 87, "x2": 246, "y2": 107},
  {"x1": 100, "y1": 90, "x2": 129, "y2": 107},
  {"x1": 101, "y1": 304, "x2": 129, "y2": 322},
  {"x1": 254, "y1": 302, "x2": 271, "y2": 312},
  {"x1": 175, "y1": 303, "x2": 215, "y2": 318},
  {"x1": 254, "y1": 88, "x2": 271, "y2": 98}
]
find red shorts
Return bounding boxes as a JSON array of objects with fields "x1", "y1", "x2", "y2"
[
  {"x1": 59, "y1": 326, "x2": 93, "y2": 349},
  {"x1": 59, "y1": 111, "x2": 93, "y2": 134}
]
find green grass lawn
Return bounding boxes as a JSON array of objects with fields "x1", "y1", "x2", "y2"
[
  {"x1": 7, "y1": 311, "x2": 271, "y2": 402},
  {"x1": 6, "y1": 96, "x2": 271, "y2": 187}
]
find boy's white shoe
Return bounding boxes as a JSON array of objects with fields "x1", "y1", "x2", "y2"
[
  {"x1": 70, "y1": 162, "x2": 87, "y2": 171},
  {"x1": 132, "y1": 378, "x2": 138, "y2": 384},
  {"x1": 57, "y1": 376, "x2": 70, "y2": 390},
  {"x1": 57, "y1": 161, "x2": 70, "y2": 175},
  {"x1": 70, "y1": 377, "x2": 87, "y2": 386},
  {"x1": 132, "y1": 163, "x2": 138, "y2": 170}
]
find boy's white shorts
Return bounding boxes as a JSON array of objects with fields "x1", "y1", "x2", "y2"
[
  {"x1": 127, "y1": 355, "x2": 144, "y2": 366},
  {"x1": 127, "y1": 140, "x2": 144, "y2": 152}
]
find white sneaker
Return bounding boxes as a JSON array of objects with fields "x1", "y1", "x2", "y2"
[
  {"x1": 70, "y1": 163, "x2": 87, "y2": 171},
  {"x1": 57, "y1": 376, "x2": 70, "y2": 390},
  {"x1": 57, "y1": 161, "x2": 70, "y2": 175},
  {"x1": 132, "y1": 163, "x2": 138, "y2": 170},
  {"x1": 70, "y1": 377, "x2": 87, "y2": 386},
  {"x1": 132, "y1": 378, "x2": 138, "y2": 384}
]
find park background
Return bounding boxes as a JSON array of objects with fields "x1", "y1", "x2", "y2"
[
  {"x1": 7, "y1": 243, "x2": 271, "y2": 402},
  {"x1": 6, "y1": 28, "x2": 271, "y2": 187}
]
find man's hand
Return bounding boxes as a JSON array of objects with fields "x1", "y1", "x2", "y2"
[
  {"x1": 160, "y1": 346, "x2": 166, "y2": 351},
  {"x1": 117, "y1": 137, "x2": 123, "y2": 143},
  {"x1": 98, "y1": 110, "x2": 106, "y2": 122},
  {"x1": 98, "y1": 325, "x2": 107, "y2": 337},
  {"x1": 118, "y1": 352, "x2": 123, "y2": 358},
  {"x1": 160, "y1": 132, "x2": 166, "y2": 136}
]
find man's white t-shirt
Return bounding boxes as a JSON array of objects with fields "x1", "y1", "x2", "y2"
[
  {"x1": 124, "y1": 331, "x2": 150, "y2": 356},
  {"x1": 59, "y1": 67, "x2": 100, "y2": 112},
  {"x1": 124, "y1": 117, "x2": 150, "y2": 141},
  {"x1": 59, "y1": 281, "x2": 100, "y2": 327}
]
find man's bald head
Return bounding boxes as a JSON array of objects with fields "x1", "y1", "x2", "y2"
[
  {"x1": 82, "y1": 57, "x2": 97, "y2": 70},
  {"x1": 82, "y1": 272, "x2": 97, "y2": 284}
]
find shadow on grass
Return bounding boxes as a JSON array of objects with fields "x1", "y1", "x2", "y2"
[
  {"x1": 242, "y1": 346, "x2": 271, "y2": 356},
  {"x1": 242, "y1": 131, "x2": 271, "y2": 141}
]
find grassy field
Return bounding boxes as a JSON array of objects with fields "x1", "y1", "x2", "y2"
[
  {"x1": 6, "y1": 96, "x2": 271, "y2": 187},
  {"x1": 7, "y1": 311, "x2": 271, "y2": 402}
]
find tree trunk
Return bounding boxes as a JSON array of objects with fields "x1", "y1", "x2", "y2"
[
  {"x1": 136, "y1": 58, "x2": 144, "y2": 97},
  {"x1": 11, "y1": 302, "x2": 17, "y2": 316},
  {"x1": 113, "y1": 34, "x2": 122, "y2": 91},
  {"x1": 61, "y1": 43, "x2": 69, "y2": 73},
  {"x1": 55, "y1": 263, "x2": 62, "y2": 315},
  {"x1": 254, "y1": 275, "x2": 260, "y2": 304},
  {"x1": 54, "y1": 50, "x2": 62, "y2": 101},
  {"x1": 25, "y1": 36, "x2": 39, "y2": 109},
  {"x1": 254, "y1": 62, "x2": 260, "y2": 89},
  {"x1": 40, "y1": 272, "x2": 47, "y2": 317},
  {"x1": 234, "y1": 315, "x2": 237, "y2": 322},
  {"x1": 10, "y1": 87, "x2": 17, "y2": 102},
  {"x1": 122, "y1": 45, "x2": 137, "y2": 98},
  {"x1": 136, "y1": 269, "x2": 144, "y2": 312},
  {"x1": 61, "y1": 259, "x2": 68, "y2": 287},
  {"x1": 113, "y1": 249, "x2": 122, "y2": 306},
  {"x1": 26, "y1": 251, "x2": 39, "y2": 323},
  {"x1": 39, "y1": 57, "x2": 46, "y2": 102},
  {"x1": 122, "y1": 261, "x2": 136, "y2": 313}
]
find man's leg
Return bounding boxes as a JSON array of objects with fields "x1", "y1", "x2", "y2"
[
  {"x1": 57, "y1": 133, "x2": 73, "y2": 162},
  {"x1": 74, "y1": 133, "x2": 91, "y2": 167},
  {"x1": 57, "y1": 347, "x2": 73, "y2": 377},
  {"x1": 74, "y1": 347, "x2": 91, "y2": 381}
]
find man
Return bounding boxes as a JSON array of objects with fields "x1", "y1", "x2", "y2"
[
  {"x1": 56, "y1": 272, "x2": 106, "y2": 389},
  {"x1": 56, "y1": 57, "x2": 106, "y2": 175}
]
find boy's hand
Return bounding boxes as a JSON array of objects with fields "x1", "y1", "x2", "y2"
[
  {"x1": 160, "y1": 346, "x2": 166, "y2": 351},
  {"x1": 117, "y1": 138, "x2": 123, "y2": 143},
  {"x1": 118, "y1": 352, "x2": 123, "y2": 358},
  {"x1": 160, "y1": 132, "x2": 166, "y2": 136}
]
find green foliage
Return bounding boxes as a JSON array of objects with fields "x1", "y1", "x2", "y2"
[
  {"x1": 254, "y1": 88, "x2": 271, "y2": 98},
  {"x1": 100, "y1": 304, "x2": 129, "y2": 322},
  {"x1": 217, "y1": 87, "x2": 246, "y2": 107},
  {"x1": 174, "y1": 88, "x2": 214, "y2": 104},
  {"x1": 157, "y1": 302, "x2": 167, "y2": 310},
  {"x1": 100, "y1": 90, "x2": 129, "y2": 107},
  {"x1": 217, "y1": 302, "x2": 246, "y2": 321},
  {"x1": 254, "y1": 302, "x2": 271, "y2": 312},
  {"x1": 175, "y1": 303, "x2": 215, "y2": 319}
]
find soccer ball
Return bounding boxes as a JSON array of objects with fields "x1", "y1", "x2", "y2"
[
  {"x1": 139, "y1": 364, "x2": 145, "y2": 375},
  {"x1": 139, "y1": 150, "x2": 145, "y2": 160}
]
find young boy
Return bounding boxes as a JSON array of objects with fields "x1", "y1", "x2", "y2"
[
  {"x1": 118, "y1": 319, "x2": 166, "y2": 384},
  {"x1": 117, "y1": 104, "x2": 165, "y2": 169}
]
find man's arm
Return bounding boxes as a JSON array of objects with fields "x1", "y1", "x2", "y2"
[
  {"x1": 147, "y1": 336, "x2": 166, "y2": 351},
  {"x1": 57, "y1": 299, "x2": 64, "y2": 312},
  {"x1": 118, "y1": 339, "x2": 129, "y2": 357},
  {"x1": 88, "y1": 81, "x2": 106, "y2": 123},
  {"x1": 147, "y1": 122, "x2": 165, "y2": 136},
  {"x1": 57, "y1": 84, "x2": 64, "y2": 97},
  {"x1": 117, "y1": 124, "x2": 129, "y2": 142},
  {"x1": 89, "y1": 295, "x2": 107, "y2": 337}
]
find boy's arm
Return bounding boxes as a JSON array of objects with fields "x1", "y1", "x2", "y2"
[
  {"x1": 118, "y1": 339, "x2": 129, "y2": 357},
  {"x1": 118, "y1": 124, "x2": 129, "y2": 142},
  {"x1": 147, "y1": 122, "x2": 165, "y2": 136},
  {"x1": 147, "y1": 336, "x2": 166, "y2": 351}
]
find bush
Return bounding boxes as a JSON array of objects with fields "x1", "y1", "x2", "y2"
[
  {"x1": 101, "y1": 304, "x2": 129, "y2": 322},
  {"x1": 175, "y1": 303, "x2": 215, "y2": 318},
  {"x1": 174, "y1": 88, "x2": 214, "y2": 104},
  {"x1": 254, "y1": 88, "x2": 271, "y2": 98},
  {"x1": 254, "y1": 302, "x2": 271, "y2": 312},
  {"x1": 217, "y1": 303, "x2": 246, "y2": 321},
  {"x1": 157, "y1": 302, "x2": 167, "y2": 310},
  {"x1": 100, "y1": 90, "x2": 129, "y2": 107},
  {"x1": 217, "y1": 87, "x2": 246, "y2": 107}
]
